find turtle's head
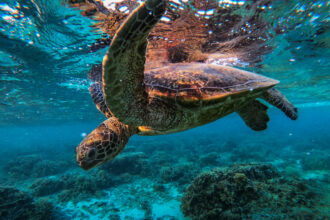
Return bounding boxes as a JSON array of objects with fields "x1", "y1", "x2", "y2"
[{"x1": 76, "y1": 118, "x2": 135, "y2": 170}]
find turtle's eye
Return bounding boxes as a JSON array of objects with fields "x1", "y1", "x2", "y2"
[
  {"x1": 88, "y1": 148, "x2": 96, "y2": 158},
  {"x1": 76, "y1": 140, "x2": 100, "y2": 170}
]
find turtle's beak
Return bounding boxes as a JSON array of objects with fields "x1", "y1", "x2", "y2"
[
  {"x1": 76, "y1": 144, "x2": 101, "y2": 170},
  {"x1": 75, "y1": 122, "x2": 111, "y2": 170}
]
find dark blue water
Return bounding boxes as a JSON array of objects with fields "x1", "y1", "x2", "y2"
[{"x1": 0, "y1": 0, "x2": 329, "y2": 219}]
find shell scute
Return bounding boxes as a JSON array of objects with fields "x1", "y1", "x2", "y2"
[{"x1": 144, "y1": 63, "x2": 279, "y2": 104}]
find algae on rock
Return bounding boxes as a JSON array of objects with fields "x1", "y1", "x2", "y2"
[{"x1": 181, "y1": 163, "x2": 329, "y2": 219}]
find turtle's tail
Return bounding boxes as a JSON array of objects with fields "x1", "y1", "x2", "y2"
[
  {"x1": 76, "y1": 117, "x2": 137, "y2": 170},
  {"x1": 262, "y1": 88, "x2": 298, "y2": 120}
]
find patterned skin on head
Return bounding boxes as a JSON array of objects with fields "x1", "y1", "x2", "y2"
[{"x1": 76, "y1": 117, "x2": 136, "y2": 170}]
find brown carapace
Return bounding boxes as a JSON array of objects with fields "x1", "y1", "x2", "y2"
[{"x1": 76, "y1": 0, "x2": 297, "y2": 170}]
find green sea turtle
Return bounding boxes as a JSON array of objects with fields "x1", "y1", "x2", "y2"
[{"x1": 76, "y1": 0, "x2": 297, "y2": 170}]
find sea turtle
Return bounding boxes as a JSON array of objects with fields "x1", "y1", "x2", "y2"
[{"x1": 76, "y1": 0, "x2": 297, "y2": 170}]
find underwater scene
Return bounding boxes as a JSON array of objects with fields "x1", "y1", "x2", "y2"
[{"x1": 0, "y1": 0, "x2": 329, "y2": 219}]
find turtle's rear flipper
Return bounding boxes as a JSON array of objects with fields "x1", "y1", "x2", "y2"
[
  {"x1": 262, "y1": 88, "x2": 298, "y2": 120},
  {"x1": 237, "y1": 100, "x2": 270, "y2": 131}
]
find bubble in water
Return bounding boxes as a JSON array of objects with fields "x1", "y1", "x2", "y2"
[{"x1": 81, "y1": 132, "x2": 87, "y2": 137}]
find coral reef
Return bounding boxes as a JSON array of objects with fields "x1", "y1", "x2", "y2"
[
  {"x1": 0, "y1": 186, "x2": 55, "y2": 220},
  {"x1": 59, "y1": 170, "x2": 113, "y2": 203},
  {"x1": 229, "y1": 142, "x2": 272, "y2": 163},
  {"x1": 30, "y1": 169, "x2": 114, "y2": 203},
  {"x1": 32, "y1": 160, "x2": 69, "y2": 177},
  {"x1": 147, "y1": 151, "x2": 176, "y2": 173},
  {"x1": 300, "y1": 151, "x2": 330, "y2": 171},
  {"x1": 198, "y1": 152, "x2": 220, "y2": 167},
  {"x1": 101, "y1": 152, "x2": 150, "y2": 176},
  {"x1": 159, "y1": 162, "x2": 198, "y2": 185},
  {"x1": 149, "y1": 151, "x2": 173, "y2": 166},
  {"x1": 30, "y1": 178, "x2": 66, "y2": 197},
  {"x1": 3, "y1": 154, "x2": 41, "y2": 178},
  {"x1": 181, "y1": 163, "x2": 329, "y2": 219},
  {"x1": 32, "y1": 198, "x2": 57, "y2": 220},
  {"x1": 3, "y1": 154, "x2": 70, "y2": 179}
]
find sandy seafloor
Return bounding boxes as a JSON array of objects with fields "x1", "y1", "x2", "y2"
[{"x1": 0, "y1": 105, "x2": 329, "y2": 219}]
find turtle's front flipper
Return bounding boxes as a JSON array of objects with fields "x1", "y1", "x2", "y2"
[
  {"x1": 237, "y1": 100, "x2": 270, "y2": 131},
  {"x1": 103, "y1": 0, "x2": 167, "y2": 125},
  {"x1": 76, "y1": 117, "x2": 136, "y2": 170},
  {"x1": 262, "y1": 88, "x2": 298, "y2": 120}
]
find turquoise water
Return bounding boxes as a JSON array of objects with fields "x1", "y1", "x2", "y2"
[{"x1": 0, "y1": 0, "x2": 329, "y2": 219}]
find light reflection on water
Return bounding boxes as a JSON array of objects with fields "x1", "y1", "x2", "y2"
[{"x1": 0, "y1": 0, "x2": 329, "y2": 125}]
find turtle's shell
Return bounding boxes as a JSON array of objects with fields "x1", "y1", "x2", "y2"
[{"x1": 144, "y1": 63, "x2": 279, "y2": 105}]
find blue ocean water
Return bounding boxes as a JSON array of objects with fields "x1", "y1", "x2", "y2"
[{"x1": 0, "y1": 0, "x2": 329, "y2": 219}]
